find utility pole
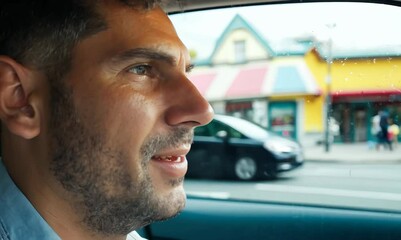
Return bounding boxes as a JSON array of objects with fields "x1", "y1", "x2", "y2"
[{"x1": 324, "y1": 23, "x2": 336, "y2": 152}]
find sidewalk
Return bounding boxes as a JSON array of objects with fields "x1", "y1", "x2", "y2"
[{"x1": 303, "y1": 142, "x2": 401, "y2": 163}]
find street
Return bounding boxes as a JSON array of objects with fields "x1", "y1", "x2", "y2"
[{"x1": 184, "y1": 161, "x2": 401, "y2": 212}]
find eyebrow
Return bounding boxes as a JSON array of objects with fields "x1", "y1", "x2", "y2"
[
  {"x1": 110, "y1": 47, "x2": 193, "y2": 72},
  {"x1": 112, "y1": 48, "x2": 175, "y2": 64}
]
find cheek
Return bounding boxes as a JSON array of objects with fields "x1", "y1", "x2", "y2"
[
  {"x1": 148, "y1": 161, "x2": 171, "y2": 193},
  {"x1": 76, "y1": 81, "x2": 168, "y2": 174},
  {"x1": 102, "y1": 91, "x2": 162, "y2": 167},
  {"x1": 78, "y1": 85, "x2": 156, "y2": 143},
  {"x1": 110, "y1": 96, "x2": 158, "y2": 146}
]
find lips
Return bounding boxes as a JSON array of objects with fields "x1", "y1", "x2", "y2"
[
  {"x1": 152, "y1": 155, "x2": 185, "y2": 163},
  {"x1": 150, "y1": 148, "x2": 189, "y2": 178}
]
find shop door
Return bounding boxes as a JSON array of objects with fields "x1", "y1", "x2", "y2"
[
  {"x1": 268, "y1": 101, "x2": 297, "y2": 139},
  {"x1": 354, "y1": 109, "x2": 368, "y2": 142}
]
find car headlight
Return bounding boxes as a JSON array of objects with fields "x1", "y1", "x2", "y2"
[{"x1": 263, "y1": 141, "x2": 293, "y2": 155}]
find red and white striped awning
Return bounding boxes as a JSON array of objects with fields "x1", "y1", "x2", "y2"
[{"x1": 189, "y1": 61, "x2": 321, "y2": 101}]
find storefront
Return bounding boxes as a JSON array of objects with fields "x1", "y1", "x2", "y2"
[
  {"x1": 305, "y1": 48, "x2": 401, "y2": 143},
  {"x1": 189, "y1": 59, "x2": 320, "y2": 140},
  {"x1": 332, "y1": 91, "x2": 401, "y2": 142}
]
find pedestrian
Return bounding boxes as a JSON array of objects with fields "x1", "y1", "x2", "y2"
[
  {"x1": 371, "y1": 112, "x2": 382, "y2": 150},
  {"x1": 388, "y1": 118, "x2": 400, "y2": 148},
  {"x1": 379, "y1": 110, "x2": 392, "y2": 150},
  {"x1": 0, "y1": 1, "x2": 213, "y2": 240}
]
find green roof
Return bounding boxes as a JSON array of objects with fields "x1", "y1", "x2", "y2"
[
  {"x1": 208, "y1": 14, "x2": 275, "y2": 62},
  {"x1": 193, "y1": 14, "x2": 401, "y2": 66}
]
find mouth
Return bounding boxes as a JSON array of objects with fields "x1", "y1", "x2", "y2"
[
  {"x1": 150, "y1": 148, "x2": 189, "y2": 178},
  {"x1": 152, "y1": 155, "x2": 186, "y2": 163}
]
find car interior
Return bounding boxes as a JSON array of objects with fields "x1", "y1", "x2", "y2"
[{"x1": 137, "y1": 0, "x2": 401, "y2": 239}]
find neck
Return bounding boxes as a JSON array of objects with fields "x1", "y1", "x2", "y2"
[{"x1": 2, "y1": 138, "x2": 128, "y2": 240}]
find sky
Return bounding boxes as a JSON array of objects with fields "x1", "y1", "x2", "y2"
[{"x1": 169, "y1": 2, "x2": 401, "y2": 59}]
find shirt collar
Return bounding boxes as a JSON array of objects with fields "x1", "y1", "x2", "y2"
[
  {"x1": 127, "y1": 231, "x2": 147, "y2": 240},
  {"x1": 0, "y1": 160, "x2": 147, "y2": 240},
  {"x1": 0, "y1": 160, "x2": 61, "y2": 240}
]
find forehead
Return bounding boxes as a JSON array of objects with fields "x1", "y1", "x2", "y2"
[
  {"x1": 100, "y1": 2, "x2": 175, "y2": 36},
  {"x1": 71, "y1": 2, "x2": 188, "y2": 67}
]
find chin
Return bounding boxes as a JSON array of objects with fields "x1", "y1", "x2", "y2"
[{"x1": 163, "y1": 186, "x2": 187, "y2": 217}]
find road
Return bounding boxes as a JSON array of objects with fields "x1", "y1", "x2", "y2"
[{"x1": 184, "y1": 161, "x2": 401, "y2": 212}]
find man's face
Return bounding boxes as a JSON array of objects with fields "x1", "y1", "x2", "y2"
[{"x1": 49, "y1": 3, "x2": 213, "y2": 235}]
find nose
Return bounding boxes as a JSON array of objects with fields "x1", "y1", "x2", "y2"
[{"x1": 165, "y1": 75, "x2": 214, "y2": 128}]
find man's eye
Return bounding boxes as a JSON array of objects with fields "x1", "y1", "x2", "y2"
[{"x1": 128, "y1": 65, "x2": 152, "y2": 75}]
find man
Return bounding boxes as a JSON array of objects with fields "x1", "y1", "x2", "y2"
[
  {"x1": 371, "y1": 112, "x2": 381, "y2": 150},
  {"x1": 0, "y1": 0, "x2": 213, "y2": 239},
  {"x1": 379, "y1": 110, "x2": 392, "y2": 151}
]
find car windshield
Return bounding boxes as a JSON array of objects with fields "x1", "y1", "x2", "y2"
[{"x1": 170, "y1": 1, "x2": 401, "y2": 213}]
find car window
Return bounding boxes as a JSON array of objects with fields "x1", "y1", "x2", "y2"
[
  {"x1": 194, "y1": 119, "x2": 244, "y2": 138},
  {"x1": 211, "y1": 120, "x2": 244, "y2": 138},
  {"x1": 207, "y1": 120, "x2": 228, "y2": 137},
  {"x1": 194, "y1": 124, "x2": 211, "y2": 136},
  {"x1": 215, "y1": 115, "x2": 272, "y2": 140},
  {"x1": 170, "y1": 1, "x2": 401, "y2": 213}
]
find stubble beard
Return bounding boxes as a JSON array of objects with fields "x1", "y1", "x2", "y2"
[{"x1": 49, "y1": 83, "x2": 191, "y2": 235}]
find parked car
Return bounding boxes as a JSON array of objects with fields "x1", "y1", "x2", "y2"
[{"x1": 186, "y1": 114, "x2": 303, "y2": 180}]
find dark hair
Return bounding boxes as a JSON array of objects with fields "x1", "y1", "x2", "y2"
[
  {"x1": 0, "y1": 0, "x2": 161, "y2": 80},
  {"x1": 0, "y1": 0, "x2": 162, "y2": 144}
]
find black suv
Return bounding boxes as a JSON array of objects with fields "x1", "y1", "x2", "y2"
[{"x1": 186, "y1": 114, "x2": 304, "y2": 180}]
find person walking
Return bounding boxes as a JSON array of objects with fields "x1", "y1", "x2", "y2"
[
  {"x1": 379, "y1": 110, "x2": 392, "y2": 151},
  {"x1": 388, "y1": 118, "x2": 400, "y2": 148},
  {"x1": 371, "y1": 112, "x2": 382, "y2": 150}
]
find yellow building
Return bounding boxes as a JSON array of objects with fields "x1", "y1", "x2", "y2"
[
  {"x1": 305, "y1": 49, "x2": 401, "y2": 142},
  {"x1": 189, "y1": 14, "x2": 401, "y2": 143}
]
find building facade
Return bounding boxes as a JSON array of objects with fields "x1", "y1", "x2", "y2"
[{"x1": 189, "y1": 14, "x2": 401, "y2": 144}]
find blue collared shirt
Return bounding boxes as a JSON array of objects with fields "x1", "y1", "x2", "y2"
[
  {"x1": 0, "y1": 160, "x2": 146, "y2": 240},
  {"x1": 0, "y1": 160, "x2": 61, "y2": 240}
]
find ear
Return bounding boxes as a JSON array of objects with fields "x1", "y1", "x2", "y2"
[{"x1": 0, "y1": 56, "x2": 40, "y2": 139}]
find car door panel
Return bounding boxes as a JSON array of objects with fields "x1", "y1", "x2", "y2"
[{"x1": 142, "y1": 196, "x2": 401, "y2": 240}]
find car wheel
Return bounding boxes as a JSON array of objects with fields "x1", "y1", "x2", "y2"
[{"x1": 234, "y1": 156, "x2": 258, "y2": 180}]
